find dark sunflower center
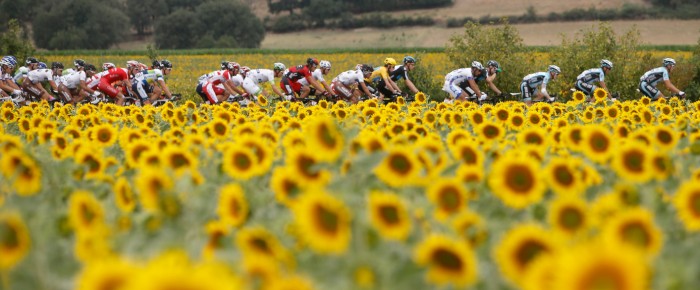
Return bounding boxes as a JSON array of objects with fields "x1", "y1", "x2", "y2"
[
  {"x1": 514, "y1": 240, "x2": 547, "y2": 269},
  {"x1": 97, "y1": 129, "x2": 112, "y2": 143},
  {"x1": 234, "y1": 153, "x2": 252, "y2": 170},
  {"x1": 170, "y1": 153, "x2": 189, "y2": 169},
  {"x1": 315, "y1": 205, "x2": 339, "y2": 234},
  {"x1": 590, "y1": 133, "x2": 609, "y2": 152},
  {"x1": 620, "y1": 222, "x2": 650, "y2": 248},
  {"x1": 505, "y1": 165, "x2": 535, "y2": 193},
  {"x1": 460, "y1": 147, "x2": 477, "y2": 165},
  {"x1": 251, "y1": 237, "x2": 272, "y2": 254},
  {"x1": 0, "y1": 222, "x2": 19, "y2": 249},
  {"x1": 512, "y1": 116, "x2": 523, "y2": 126},
  {"x1": 554, "y1": 165, "x2": 574, "y2": 186},
  {"x1": 439, "y1": 188, "x2": 461, "y2": 211},
  {"x1": 388, "y1": 153, "x2": 412, "y2": 175},
  {"x1": 559, "y1": 207, "x2": 583, "y2": 230},
  {"x1": 378, "y1": 205, "x2": 400, "y2": 224},
  {"x1": 622, "y1": 150, "x2": 645, "y2": 173},
  {"x1": 483, "y1": 125, "x2": 499, "y2": 138},
  {"x1": 656, "y1": 130, "x2": 672, "y2": 144},
  {"x1": 691, "y1": 193, "x2": 700, "y2": 217},
  {"x1": 432, "y1": 248, "x2": 463, "y2": 272},
  {"x1": 81, "y1": 203, "x2": 96, "y2": 226}
]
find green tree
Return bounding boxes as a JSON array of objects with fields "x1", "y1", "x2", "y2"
[
  {"x1": 303, "y1": 0, "x2": 346, "y2": 27},
  {"x1": 127, "y1": 0, "x2": 168, "y2": 35},
  {"x1": 0, "y1": 0, "x2": 34, "y2": 24},
  {"x1": 446, "y1": 20, "x2": 534, "y2": 98},
  {"x1": 154, "y1": 9, "x2": 200, "y2": 49},
  {"x1": 549, "y1": 22, "x2": 653, "y2": 100},
  {"x1": 0, "y1": 19, "x2": 34, "y2": 62},
  {"x1": 33, "y1": 0, "x2": 129, "y2": 49},
  {"x1": 194, "y1": 0, "x2": 265, "y2": 48},
  {"x1": 685, "y1": 36, "x2": 700, "y2": 101},
  {"x1": 165, "y1": 0, "x2": 204, "y2": 13}
]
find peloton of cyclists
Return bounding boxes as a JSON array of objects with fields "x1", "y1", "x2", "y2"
[{"x1": 457, "y1": 60, "x2": 504, "y2": 103}]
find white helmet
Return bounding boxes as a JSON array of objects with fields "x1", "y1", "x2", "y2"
[
  {"x1": 601, "y1": 59, "x2": 613, "y2": 69},
  {"x1": 471, "y1": 61, "x2": 484, "y2": 70},
  {"x1": 102, "y1": 62, "x2": 116, "y2": 71},
  {"x1": 126, "y1": 60, "x2": 140, "y2": 69},
  {"x1": 548, "y1": 65, "x2": 561, "y2": 74},
  {"x1": 319, "y1": 60, "x2": 331, "y2": 69},
  {"x1": 663, "y1": 58, "x2": 676, "y2": 67},
  {"x1": 273, "y1": 62, "x2": 286, "y2": 71}
]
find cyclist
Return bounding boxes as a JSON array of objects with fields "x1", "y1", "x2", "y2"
[
  {"x1": 520, "y1": 65, "x2": 561, "y2": 105},
  {"x1": 98, "y1": 62, "x2": 132, "y2": 106},
  {"x1": 22, "y1": 62, "x2": 62, "y2": 102},
  {"x1": 56, "y1": 59, "x2": 100, "y2": 104},
  {"x1": 84, "y1": 64, "x2": 106, "y2": 104},
  {"x1": 330, "y1": 64, "x2": 375, "y2": 104},
  {"x1": 241, "y1": 63, "x2": 287, "y2": 99},
  {"x1": 14, "y1": 57, "x2": 39, "y2": 86},
  {"x1": 442, "y1": 61, "x2": 485, "y2": 104},
  {"x1": 280, "y1": 58, "x2": 328, "y2": 101},
  {"x1": 370, "y1": 57, "x2": 402, "y2": 101},
  {"x1": 388, "y1": 56, "x2": 420, "y2": 96},
  {"x1": 133, "y1": 59, "x2": 175, "y2": 105},
  {"x1": 197, "y1": 61, "x2": 245, "y2": 104},
  {"x1": 296, "y1": 60, "x2": 333, "y2": 100},
  {"x1": 457, "y1": 60, "x2": 504, "y2": 102},
  {"x1": 639, "y1": 58, "x2": 685, "y2": 100},
  {"x1": 0, "y1": 56, "x2": 23, "y2": 101},
  {"x1": 576, "y1": 59, "x2": 613, "y2": 101}
]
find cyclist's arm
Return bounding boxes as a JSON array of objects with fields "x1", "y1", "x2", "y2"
[
  {"x1": 663, "y1": 79, "x2": 682, "y2": 95},
  {"x1": 223, "y1": 79, "x2": 245, "y2": 96},
  {"x1": 598, "y1": 80, "x2": 609, "y2": 92},
  {"x1": 404, "y1": 78, "x2": 419, "y2": 94},
  {"x1": 485, "y1": 73, "x2": 501, "y2": 95},
  {"x1": 306, "y1": 75, "x2": 325, "y2": 93},
  {"x1": 271, "y1": 80, "x2": 286, "y2": 98},
  {"x1": 48, "y1": 80, "x2": 58, "y2": 92},
  {"x1": 467, "y1": 79, "x2": 482, "y2": 98},
  {"x1": 157, "y1": 79, "x2": 172, "y2": 99},
  {"x1": 320, "y1": 79, "x2": 332, "y2": 93},
  {"x1": 359, "y1": 81, "x2": 373, "y2": 97},
  {"x1": 385, "y1": 75, "x2": 401, "y2": 93},
  {"x1": 540, "y1": 83, "x2": 551, "y2": 99}
]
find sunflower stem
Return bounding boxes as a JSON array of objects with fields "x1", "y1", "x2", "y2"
[{"x1": 1, "y1": 271, "x2": 9, "y2": 290}]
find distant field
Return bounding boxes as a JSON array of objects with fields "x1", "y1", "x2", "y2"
[{"x1": 260, "y1": 20, "x2": 700, "y2": 49}]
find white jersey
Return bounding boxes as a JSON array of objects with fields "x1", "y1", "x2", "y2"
[
  {"x1": 246, "y1": 69, "x2": 275, "y2": 85},
  {"x1": 230, "y1": 74, "x2": 244, "y2": 87},
  {"x1": 444, "y1": 68, "x2": 474, "y2": 85},
  {"x1": 297, "y1": 68, "x2": 325, "y2": 86},
  {"x1": 87, "y1": 72, "x2": 107, "y2": 89},
  {"x1": 62, "y1": 70, "x2": 87, "y2": 89},
  {"x1": 27, "y1": 69, "x2": 53, "y2": 83},
  {"x1": 333, "y1": 70, "x2": 364, "y2": 86}
]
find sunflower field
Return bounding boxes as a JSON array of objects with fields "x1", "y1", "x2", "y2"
[{"x1": 2, "y1": 86, "x2": 700, "y2": 290}]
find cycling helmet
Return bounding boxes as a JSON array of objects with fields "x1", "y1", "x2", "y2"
[
  {"x1": 548, "y1": 65, "x2": 561, "y2": 74},
  {"x1": 229, "y1": 62, "x2": 240, "y2": 70},
  {"x1": 126, "y1": 60, "x2": 140, "y2": 69},
  {"x1": 220, "y1": 61, "x2": 230, "y2": 70},
  {"x1": 51, "y1": 62, "x2": 64, "y2": 69},
  {"x1": 1, "y1": 56, "x2": 16, "y2": 68},
  {"x1": 151, "y1": 60, "x2": 162, "y2": 69},
  {"x1": 384, "y1": 57, "x2": 397, "y2": 66},
  {"x1": 487, "y1": 60, "x2": 500, "y2": 69},
  {"x1": 160, "y1": 59, "x2": 172, "y2": 69},
  {"x1": 85, "y1": 64, "x2": 97, "y2": 72},
  {"x1": 74, "y1": 59, "x2": 86, "y2": 68},
  {"x1": 102, "y1": 62, "x2": 116, "y2": 71},
  {"x1": 273, "y1": 62, "x2": 286, "y2": 71},
  {"x1": 360, "y1": 64, "x2": 374, "y2": 75},
  {"x1": 319, "y1": 60, "x2": 331, "y2": 69},
  {"x1": 663, "y1": 58, "x2": 676, "y2": 67},
  {"x1": 601, "y1": 59, "x2": 613, "y2": 69},
  {"x1": 38, "y1": 62, "x2": 48, "y2": 69},
  {"x1": 403, "y1": 56, "x2": 416, "y2": 64},
  {"x1": 306, "y1": 58, "x2": 319, "y2": 67},
  {"x1": 26, "y1": 57, "x2": 38, "y2": 65},
  {"x1": 471, "y1": 61, "x2": 484, "y2": 70},
  {"x1": 6, "y1": 56, "x2": 17, "y2": 67},
  {"x1": 240, "y1": 66, "x2": 251, "y2": 76}
]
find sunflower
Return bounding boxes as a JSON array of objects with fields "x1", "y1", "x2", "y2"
[
  {"x1": 611, "y1": 143, "x2": 653, "y2": 183},
  {"x1": 544, "y1": 157, "x2": 584, "y2": 196},
  {"x1": 270, "y1": 166, "x2": 305, "y2": 207},
  {"x1": 0, "y1": 149, "x2": 42, "y2": 196},
  {"x1": 476, "y1": 120, "x2": 505, "y2": 144},
  {"x1": 222, "y1": 146, "x2": 262, "y2": 180},
  {"x1": 265, "y1": 274, "x2": 315, "y2": 290},
  {"x1": 91, "y1": 123, "x2": 118, "y2": 147},
  {"x1": 113, "y1": 177, "x2": 136, "y2": 214},
  {"x1": 508, "y1": 113, "x2": 526, "y2": 130},
  {"x1": 414, "y1": 91, "x2": 427, "y2": 104},
  {"x1": 367, "y1": 191, "x2": 411, "y2": 241},
  {"x1": 162, "y1": 146, "x2": 198, "y2": 175},
  {"x1": 293, "y1": 190, "x2": 351, "y2": 255},
  {"x1": 69, "y1": 190, "x2": 105, "y2": 234},
  {"x1": 521, "y1": 254, "x2": 557, "y2": 290},
  {"x1": 548, "y1": 196, "x2": 588, "y2": 237},
  {"x1": 455, "y1": 164, "x2": 483, "y2": 184},
  {"x1": 285, "y1": 148, "x2": 331, "y2": 186},
  {"x1": 353, "y1": 266, "x2": 376, "y2": 288},
  {"x1": 517, "y1": 127, "x2": 548, "y2": 147},
  {"x1": 562, "y1": 125, "x2": 584, "y2": 152},
  {"x1": 75, "y1": 150, "x2": 105, "y2": 179},
  {"x1": 650, "y1": 125, "x2": 678, "y2": 151},
  {"x1": 554, "y1": 243, "x2": 648, "y2": 290},
  {"x1": 448, "y1": 140, "x2": 483, "y2": 167},
  {"x1": 580, "y1": 125, "x2": 614, "y2": 164},
  {"x1": 593, "y1": 88, "x2": 608, "y2": 101},
  {"x1": 427, "y1": 178, "x2": 468, "y2": 221},
  {"x1": 135, "y1": 167, "x2": 174, "y2": 213},
  {"x1": 494, "y1": 224, "x2": 560, "y2": 285},
  {"x1": 373, "y1": 146, "x2": 422, "y2": 187},
  {"x1": 208, "y1": 119, "x2": 229, "y2": 139},
  {"x1": 451, "y1": 211, "x2": 487, "y2": 247},
  {"x1": 304, "y1": 116, "x2": 344, "y2": 162},
  {"x1": 602, "y1": 207, "x2": 662, "y2": 257},
  {"x1": 134, "y1": 251, "x2": 238, "y2": 290},
  {"x1": 673, "y1": 180, "x2": 700, "y2": 231},
  {"x1": 488, "y1": 153, "x2": 545, "y2": 209},
  {"x1": 572, "y1": 90, "x2": 586, "y2": 102},
  {"x1": 217, "y1": 183, "x2": 249, "y2": 227},
  {"x1": 413, "y1": 234, "x2": 478, "y2": 287},
  {"x1": 236, "y1": 226, "x2": 293, "y2": 268},
  {"x1": 75, "y1": 258, "x2": 139, "y2": 290},
  {"x1": 0, "y1": 212, "x2": 30, "y2": 270}
]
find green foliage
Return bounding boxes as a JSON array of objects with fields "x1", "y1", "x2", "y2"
[
  {"x1": 155, "y1": 0, "x2": 265, "y2": 49},
  {"x1": 0, "y1": 0, "x2": 34, "y2": 24},
  {"x1": 0, "y1": 19, "x2": 34, "y2": 62},
  {"x1": 549, "y1": 23, "x2": 653, "y2": 100},
  {"x1": 405, "y1": 53, "x2": 443, "y2": 101},
  {"x1": 33, "y1": 0, "x2": 129, "y2": 50},
  {"x1": 127, "y1": 0, "x2": 168, "y2": 35},
  {"x1": 685, "y1": 37, "x2": 700, "y2": 101},
  {"x1": 446, "y1": 20, "x2": 535, "y2": 97}
]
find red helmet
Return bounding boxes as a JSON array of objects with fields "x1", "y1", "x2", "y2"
[{"x1": 307, "y1": 57, "x2": 319, "y2": 67}]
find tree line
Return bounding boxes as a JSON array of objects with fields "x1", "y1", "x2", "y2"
[{"x1": 0, "y1": 0, "x2": 265, "y2": 50}]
